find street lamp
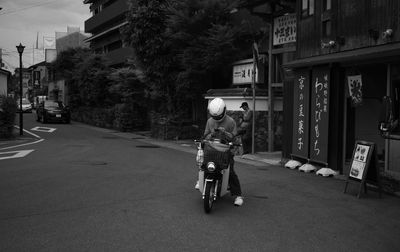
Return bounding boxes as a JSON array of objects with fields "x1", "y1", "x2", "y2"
[{"x1": 16, "y1": 43, "x2": 25, "y2": 136}]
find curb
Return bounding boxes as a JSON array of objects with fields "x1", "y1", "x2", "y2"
[{"x1": 73, "y1": 122, "x2": 284, "y2": 167}]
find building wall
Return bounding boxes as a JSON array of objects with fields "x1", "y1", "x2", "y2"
[
  {"x1": 296, "y1": 0, "x2": 400, "y2": 59},
  {"x1": 285, "y1": 0, "x2": 400, "y2": 193},
  {"x1": 84, "y1": 0, "x2": 133, "y2": 67},
  {"x1": 0, "y1": 72, "x2": 7, "y2": 95}
]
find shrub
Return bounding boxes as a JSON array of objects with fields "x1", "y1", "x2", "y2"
[{"x1": 0, "y1": 95, "x2": 17, "y2": 138}]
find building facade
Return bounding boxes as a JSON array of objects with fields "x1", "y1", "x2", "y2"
[
  {"x1": 56, "y1": 27, "x2": 90, "y2": 54},
  {"x1": 281, "y1": 0, "x2": 400, "y2": 193},
  {"x1": 0, "y1": 68, "x2": 11, "y2": 95},
  {"x1": 83, "y1": 0, "x2": 134, "y2": 67},
  {"x1": 13, "y1": 68, "x2": 31, "y2": 99}
]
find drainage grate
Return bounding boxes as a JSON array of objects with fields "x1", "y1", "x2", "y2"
[
  {"x1": 89, "y1": 161, "x2": 107, "y2": 166},
  {"x1": 136, "y1": 145, "x2": 160, "y2": 148}
]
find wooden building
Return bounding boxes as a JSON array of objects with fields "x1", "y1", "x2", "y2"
[{"x1": 282, "y1": 0, "x2": 400, "y2": 192}]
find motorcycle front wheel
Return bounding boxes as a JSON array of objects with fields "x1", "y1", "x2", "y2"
[{"x1": 204, "y1": 181, "x2": 215, "y2": 213}]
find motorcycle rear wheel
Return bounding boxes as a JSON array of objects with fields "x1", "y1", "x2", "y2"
[{"x1": 204, "y1": 181, "x2": 215, "y2": 213}]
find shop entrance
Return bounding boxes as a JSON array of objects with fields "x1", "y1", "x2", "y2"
[
  {"x1": 386, "y1": 64, "x2": 400, "y2": 175},
  {"x1": 343, "y1": 64, "x2": 387, "y2": 175}
]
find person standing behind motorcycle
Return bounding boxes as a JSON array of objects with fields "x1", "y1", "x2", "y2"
[
  {"x1": 201, "y1": 97, "x2": 244, "y2": 206},
  {"x1": 238, "y1": 102, "x2": 253, "y2": 155}
]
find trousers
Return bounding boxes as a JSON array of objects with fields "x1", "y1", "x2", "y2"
[{"x1": 228, "y1": 155, "x2": 242, "y2": 196}]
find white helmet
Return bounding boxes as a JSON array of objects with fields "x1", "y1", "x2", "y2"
[{"x1": 208, "y1": 98, "x2": 226, "y2": 122}]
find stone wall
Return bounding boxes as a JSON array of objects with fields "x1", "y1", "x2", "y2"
[{"x1": 228, "y1": 110, "x2": 283, "y2": 152}]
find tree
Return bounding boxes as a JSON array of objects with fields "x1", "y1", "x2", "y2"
[
  {"x1": 122, "y1": 0, "x2": 176, "y2": 114},
  {"x1": 108, "y1": 67, "x2": 146, "y2": 105},
  {"x1": 108, "y1": 67, "x2": 149, "y2": 129},
  {"x1": 75, "y1": 54, "x2": 112, "y2": 108},
  {"x1": 122, "y1": 0, "x2": 253, "y2": 119},
  {"x1": 52, "y1": 47, "x2": 91, "y2": 80}
]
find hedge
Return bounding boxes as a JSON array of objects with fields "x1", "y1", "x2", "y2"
[{"x1": 0, "y1": 95, "x2": 17, "y2": 139}]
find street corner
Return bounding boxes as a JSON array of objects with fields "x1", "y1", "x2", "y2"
[
  {"x1": 0, "y1": 132, "x2": 43, "y2": 151},
  {"x1": 0, "y1": 137, "x2": 33, "y2": 150}
]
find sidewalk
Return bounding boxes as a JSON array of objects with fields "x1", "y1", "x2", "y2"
[
  {"x1": 0, "y1": 126, "x2": 281, "y2": 167},
  {"x1": 109, "y1": 130, "x2": 283, "y2": 167}
]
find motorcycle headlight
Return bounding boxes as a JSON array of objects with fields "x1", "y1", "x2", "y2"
[{"x1": 207, "y1": 162, "x2": 216, "y2": 172}]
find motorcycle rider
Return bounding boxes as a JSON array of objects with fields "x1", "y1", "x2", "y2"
[{"x1": 195, "y1": 97, "x2": 244, "y2": 206}]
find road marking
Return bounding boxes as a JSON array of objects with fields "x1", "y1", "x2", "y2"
[
  {"x1": 0, "y1": 139, "x2": 44, "y2": 151},
  {"x1": 1, "y1": 127, "x2": 44, "y2": 151},
  {"x1": 0, "y1": 150, "x2": 34, "y2": 160},
  {"x1": 31, "y1": 126, "x2": 57, "y2": 133}
]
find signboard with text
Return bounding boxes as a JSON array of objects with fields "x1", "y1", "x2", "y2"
[
  {"x1": 309, "y1": 67, "x2": 330, "y2": 164},
  {"x1": 273, "y1": 14, "x2": 296, "y2": 46},
  {"x1": 344, "y1": 140, "x2": 382, "y2": 198},
  {"x1": 292, "y1": 69, "x2": 310, "y2": 159},
  {"x1": 232, "y1": 57, "x2": 265, "y2": 85}
]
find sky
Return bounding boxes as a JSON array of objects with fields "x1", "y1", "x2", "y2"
[{"x1": 0, "y1": 0, "x2": 91, "y2": 72}]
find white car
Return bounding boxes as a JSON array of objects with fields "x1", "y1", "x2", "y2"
[{"x1": 17, "y1": 98, "x2": 33, "y2": 113}]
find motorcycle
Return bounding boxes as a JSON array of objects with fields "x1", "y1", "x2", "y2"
[{"x1": 195, "y1": 130, "x2": 240, "y2": 213}]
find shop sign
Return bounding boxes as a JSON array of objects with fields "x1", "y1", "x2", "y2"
[
  {"x1": 309, "y1": 67, "x2": 330, "y2": 164},
  {"x1": 273, "y1": 14, "x2": 296, "y2": 46},
  {"x1": 348, "y1": 75, "x2": 363, "y2": 106},
  {"x1": 292, "y1": 69, "x2": 310, "y2": 159},
  {"x1": 232, "y1": 63, "x2": 259, "y2": 85}
]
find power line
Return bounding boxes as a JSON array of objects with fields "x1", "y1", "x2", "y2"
[{"x1": 0, "y1": 0, "x2": 59, "y2": 16}]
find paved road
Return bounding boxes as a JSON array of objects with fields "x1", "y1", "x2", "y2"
[{"x1": 1, "y1": 113, "x2": 400, "y2": 251}]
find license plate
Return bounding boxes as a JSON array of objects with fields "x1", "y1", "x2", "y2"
[{"x1": 56, "y1": 114, "x2": 61, "y2": 118}]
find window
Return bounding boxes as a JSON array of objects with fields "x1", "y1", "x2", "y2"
[
  {"x1": 302, "y1": 0, "x2": 315, "y2": 17},
  {"x1": 92, "y1": 5, "x2": 102, "y2": 15},
  {"x1": 390, "y1": 64, "x2": 400, "y2": 134},
  {"x1": 324, "y1": 0, "x2": 331, "y2": 11},
  {"x1": 322, "y1": 20, "x2": 332, "y2": 37}
]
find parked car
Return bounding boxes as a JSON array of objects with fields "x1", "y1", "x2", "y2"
[
  {"x1": 17, "y1": 98, "x2": 33, "y2": 113},
  {"x1": 36, "y1": 100, "x2": 70, "y2": 124}
]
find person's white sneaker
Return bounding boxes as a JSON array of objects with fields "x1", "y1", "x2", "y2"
[
  {"x1": 195, "y1": 180, "x2": 200, "y2": 190},
  {"x1": 234, "y1": 196, "x2": 244, "y2": 206}
]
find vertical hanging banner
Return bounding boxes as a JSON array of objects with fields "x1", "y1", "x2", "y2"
[
  {"x1": 292, "y1": 69, "x2": 310, "y2": 159},
  {"x1": 348, "y1": 75, "x2": 363, "y2": 106},
  {"x1": 309, "y1": 67, "x2": 330, "y2": 164}
]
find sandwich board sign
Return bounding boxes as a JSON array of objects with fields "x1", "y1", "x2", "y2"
[{"x1": 344, "y1": 140, "x2": 382, "y2": 198}]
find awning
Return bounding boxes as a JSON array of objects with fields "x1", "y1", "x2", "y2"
[
  {"x1": 284, "y1": 42, "x2": 400, "y2": 68},
  {"x1": 84, "y1": 21, "x2": 128, "y2": 42}
]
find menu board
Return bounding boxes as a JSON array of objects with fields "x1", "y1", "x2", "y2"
[
  {"x1": 349, "y1": 143, "x2": 371, "y2": 180},
  {"x1": 291, "y1": 69, "x2": 310, "y2": 159},
  {"x1": 344, "y1": 140, "x2": 381, "y2": 198},
  {"x1": 309, "y1": 67, "x2": 330, "y2": 164}
]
